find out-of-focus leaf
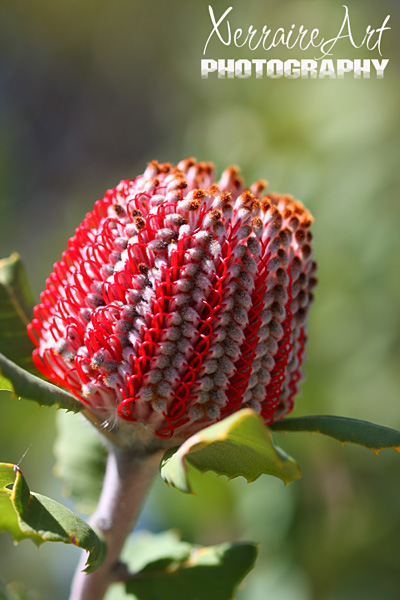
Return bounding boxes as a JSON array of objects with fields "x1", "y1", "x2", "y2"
[
  {"x1": 0, "y1": 254, "x2": 35, "y2": 372},
  {"x1": 54, "y1": 411, "x2": 107, "y2": 514},
  {"x1": 0, "y1": 579, "x2": 29, "y2": 600},
  {"x1": 124, "y1": 530, "x2": 192, "y2": 573},
  {"x1": 160, "y1": 409, "x2": 301, "y2": 494},
  {"x1": 270, "y1": 415, "x2": 400, "y2": 453},
  {"x1": 120, "y1": 530, "x2": 257, "y2": 600},
  {"x1": 0, "y1": 463, "x2": 106, "y2": 572},
  {"x1": 0, "y1": 374, "x2": 13, "y2": 392},
  {"x1": 0, "y1": 352, "x2": 83, "y2": 413}
]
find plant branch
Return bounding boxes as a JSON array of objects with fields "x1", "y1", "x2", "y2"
[{"x1": 69, "y1": 445, "x2": 162, "y2": 600}]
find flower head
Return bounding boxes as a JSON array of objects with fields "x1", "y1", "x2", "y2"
[{"x1": 28, "y1": 159, "x2": 317, "y2": 445}]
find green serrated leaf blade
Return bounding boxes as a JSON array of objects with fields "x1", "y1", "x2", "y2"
[
  {"x1": 121, "y1": 531, "x2": 257, "y2": 600},
  {"x1": 270, "y1": 415, "x2": 400, "y2": 453},
  {"x1": 0, "y1": 352, "x2": 83, "y2": 413},
  {"x1": 0, "y1": 463, "x2": 106, "y2": 572},
  {"x1": 160, "y1": 409, "x2": 301, "y2": 494}
]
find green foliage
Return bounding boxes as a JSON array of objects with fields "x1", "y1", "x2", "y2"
[
  {"x1": 0, "y1": 352, "x2": 83, "y2": 413},
  {"x1": 0, "y1": 579, "x2": 28, "y2": 600},
  {"x1": 0, "y1": 253, "x2": 83, "y2": 413},
  {"x1": 160, "y1": 409, "x2": 301, "y2": 494},
  {"x1": 270, "y1": 416, "x2": 400, "y2": 453},
  {"x1": 54, "y1": 411, "x2": 107, "y2": 514},
  {"x1": 0, "y1": 463, "x2": 106, "y2": 573},
  {"x1": 0, "y1": 254, "x2": 35, "y2": 372},
  {"x1": 0, "y1": 374, "x2": 13, "y2": 392},
  {"x1": 107, "y1": 530, "x2": 258, "y2": 600}
]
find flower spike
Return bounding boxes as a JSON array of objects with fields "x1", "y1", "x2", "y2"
[{"x1": 28, "y1": 159, "x2": 317, "y2": 444}]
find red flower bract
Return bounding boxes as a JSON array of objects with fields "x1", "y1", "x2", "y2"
[{"x1": 28, "y1": 159, "x2": 317, "y2": 443}]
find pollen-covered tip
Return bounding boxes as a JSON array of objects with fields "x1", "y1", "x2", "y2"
[{"x1": 28, "y1": 158, "x2": 317, "y2": 445}]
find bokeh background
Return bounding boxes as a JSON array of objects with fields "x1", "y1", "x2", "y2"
[{"x1": 0, "y1": 0, "x2": 399, "y2": 598}]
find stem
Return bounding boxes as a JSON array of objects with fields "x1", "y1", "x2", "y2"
[{"x1": 69, "y1": 445, "x2": 161, "y2": 600}]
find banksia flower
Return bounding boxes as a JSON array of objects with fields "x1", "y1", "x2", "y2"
[{"x1": 28, "y1": 159, "x2": 317, "y2": 444}]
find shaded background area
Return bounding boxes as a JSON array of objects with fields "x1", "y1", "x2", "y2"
[{"x1": 0, "y1": 0, "x2": 399, "y2": 598}]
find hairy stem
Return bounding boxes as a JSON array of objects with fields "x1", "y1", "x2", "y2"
[{"x1": 69, "y1": 445, "x2": 161, "y2": 600}]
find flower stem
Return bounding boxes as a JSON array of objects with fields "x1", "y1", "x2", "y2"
[{"x1": 69, "y1": 445, "x2": 161, "y2": 600}]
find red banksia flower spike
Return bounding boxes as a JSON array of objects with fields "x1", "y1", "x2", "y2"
[{"x1": 28, "y1": 159, "x2": 317, "y2": 445}]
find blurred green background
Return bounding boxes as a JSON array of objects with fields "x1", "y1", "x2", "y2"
[{"x1": 0, "y1": 0, "x2": 399, "y2": 598}]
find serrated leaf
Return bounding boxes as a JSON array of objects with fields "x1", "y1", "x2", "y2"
[
  {"x1": 0, "y1": 352, "x2": 83, "y2": 413},
  {"x1": 270, "y1": 415, "x2": 400, "y2": 454},
  {"x1": 121, "y1": 531, "x2": 257, "y2": 600},
  {"x1": 0, "y1": 254, "x2": 35, "y2": 372},
  {"x1": 160, "y1": 409, "x2": 301, "y2": 494},
  {"x1": 54, "y1": 411, "x2": 107, "y2": 514},
  {"x1": 0, "y1": 463, "x2": 106, "y2": 572}
]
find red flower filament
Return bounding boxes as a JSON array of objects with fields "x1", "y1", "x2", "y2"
[{"x1": 28, "y1": 159, "x2": 317, "y2": 441}]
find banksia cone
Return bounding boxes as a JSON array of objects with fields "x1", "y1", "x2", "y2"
[{"x1": 28, "y1": 159, "x2": 317, "y2": 444}]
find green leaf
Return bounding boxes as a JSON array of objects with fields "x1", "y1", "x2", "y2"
[
  {"x1": 270, "y1": 415, "x2": 400, "y2": 453},
  {"x1": 0, "y1": 374, "x2": 13, "y2": 392},
  {"x1": 54, "y1": 411, "x2": 107, "y2": 514},
  {"x1": 160, "y1": 409, "x2": 301, "y2": 494},
  {"x1": 0, "y1": 463, "x2": 106, "y2": 572},
  {"x1": 121, "y1": 531, "x2": 257, "y2": 600},
  {"x1": 0, "y1": 254, "x2": 35, "y2": 372},
  {"x1": 0, "y1": 579, "x2": 28, "y2": 600},
  {"x1": 0, "y1": 352, "x2": 83, "y2": 413},
  {"x1": 123, "y1": 530, "x2": 192, "y2": 574}
]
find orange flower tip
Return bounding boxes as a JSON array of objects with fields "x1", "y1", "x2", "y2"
[{"x1": 250, "y1": 179, "x2": 268, "y2": 195}]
